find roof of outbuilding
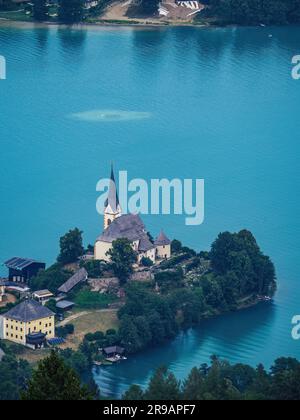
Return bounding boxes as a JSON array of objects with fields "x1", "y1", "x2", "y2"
[
  {"x1": 4, "y1": 257, "x2": 45, "y2": 270},
  {"x1": 97, "y1": 214, "x2": 146, "y2": 244},
  {"x1": 154, "y1": 231, "x2": 171, "y2": 246},
  {"x1": 57, "y1": 268, "x2": 88, "y2": 294},
  {"x1": 4, "y1": 299, "x2": 54, "y2": 322}
]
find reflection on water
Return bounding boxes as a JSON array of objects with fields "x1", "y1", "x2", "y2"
[
  {"x1": 0, "y1": 25, "x2": 299, "y2": 399},
  {"x1": 94, "y1": 302, "x2": 277, "y2": 398}
]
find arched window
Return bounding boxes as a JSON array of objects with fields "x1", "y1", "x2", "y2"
[{"x1": 107, "y1": 219, "x2": 112, "y2": 226}]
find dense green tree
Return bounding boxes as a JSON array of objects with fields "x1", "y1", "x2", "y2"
[
  {"x1": 30, "y1": 263, "x2": 72, "y2": 293},
  {"x1": 210, "y1": 230, "x2": 276, "y2": 297},
  {"x1": 182, "y1": 367, "x2": 205, "y2": 400},
  {"x1": 32, "y1": 0, "x2": 48, "y2": 21},
  {"x1": 123, "y1": 384, "x2": 145, "y2": 400},
  {"x1": 80, "y1": 259, "x2": 105, "y2": 278},
  {"x1": 200, "y1": 0, "x2": 300, "y2": 25},
  {"x1": 0, "y1": 354, "x2": 31, "y2": 400},
  {"x1": 21, "y1": 351, "x2": 91, "y2": 400},
  {"x1": 171, "y1": 239, "x2": 182, "y2": 254},
  {"x1": 57, "y1": 228, "x2": 84, "y2": 265},
  {"x1": 107, "y1": 238, "x2": 137, "y2": 284},
  {"x1": 58, "y1": 0, "x2": 85, "y2": 24},
  {"x1": 145, "y1": 366, "x2": 181, "y2": 400}
]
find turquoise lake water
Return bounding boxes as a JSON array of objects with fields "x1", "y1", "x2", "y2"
[{"x1": 0, "y1": 24, "x2": 299, "y2": 397}]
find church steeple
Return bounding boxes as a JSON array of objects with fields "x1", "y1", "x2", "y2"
[{"x1": 104, "y1": 164, "x2": 122, "y2": 230}]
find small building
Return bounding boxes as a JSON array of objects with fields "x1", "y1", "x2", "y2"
[
  {"x1": 4, "y1": 257, "x2": 46, "y2": 285},
  {"x1": 154, "y1": 230, "x2": 171, "y2": 260},
  {"x1": 56, "y1": 300, "x2": 75, "y2": 312},
  {"x1": 2, "y1": 299, "x2": 55, "y2": 349},
  {"x1": 32, "y1": 290, "x2": 54, "y2": 305},
  {"x1": 57, "y1": 268, "x2": 88, "y2": 294},
  {"x1": 103, "y1": 346, "x2": 125, "y2": 358}
]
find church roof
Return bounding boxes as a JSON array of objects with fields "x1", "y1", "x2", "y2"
[
  {"x1": 97, "y1": 214, "x2": 146, "y2": 244},
  {"x1": 154, "y1": 230, "x2": 171, "y2": 246},
  {"x1": 4, "y1": 299, "x2": 54, "y2": 322},
  {"x1": 138, "y1": 235, "x2": 155, "y2": 252},
  {"x1": 104, "y1": 165, "x2": 120, "y2": 213}
]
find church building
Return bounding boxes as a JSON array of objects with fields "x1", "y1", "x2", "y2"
[{"x1": 94, "y1": 166, "x2": 171, "y2": 264}]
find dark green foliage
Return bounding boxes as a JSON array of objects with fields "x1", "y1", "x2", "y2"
[
  {"x1": 210, "y1": 230, "x2": 276, "y2": 296},
  {"x1": 141, "y1": 256, "x2": 154, "y2": 267},
  {"x1": 45, "y1": 298, "x2": 57, "y2": 314},
  {"x1": 0, "y1": 348, "x2": 31, "y2": 400},
  {"x1": 200, "y1": 0, "x2": 300, "y2": 25},
  {"x1": 155, "y1": 268, "x2": 184, "y2": 292},
  {"x1": 171, "y1": 239, "x2": 182, "y2": 254},
  {"x1": 58, "y1": 0, "x2": 85, "y2": 24},
  {"x1": 56, "y1": 324, "x2": 75, "y2": 338},
  {"x1": 30, "y1": 263, "x2": 72, "y2": 293},
  {"x1": 118, "y1": 283, "x2": 178, "y2": 353},
  {"x1": 107, "y1": 238, "x2": 137, "y2": 284},
  {"x1": 145, "y1": 366, "x2": 181, "y2": 400},
  {"x1": 32, "y1": 0, "x2": 48, "y2": 21},
  {"x1": 21, "y1": 351, "x2": 91, "y2": 400},
  {"x1": 124, "y1": 357, "x2": 300, "y2": 401},
  {"x1": 80, "y1": 259, "x2": 105, "y2": 278},
  {"x1": 123, "y1": 384, "x2": 145, "y2": 400},
  {"x1": 57, "y1": 228, "x2": 84, "y2": 265}
]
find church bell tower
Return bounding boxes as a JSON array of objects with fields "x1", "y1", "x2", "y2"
[{"x1": 104, "y1": 164, "x2": 122, "y2": 230}]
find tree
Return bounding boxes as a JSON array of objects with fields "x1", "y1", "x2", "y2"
[
  {"x1": 123, "y1": 385, "x2": 145, "y2": 401},
  {"x1": 21, "y1": 351, "x2": 91, "y2": 400},
  {"x1": 30, "y1": 263, "x2": 72, "y2": 293},
  {"x1": 107, "y1": 238, "x2": 137, "y2": 284},
  {"x1": 45, "y1": 298, "x2": 57, "y2": 314},
  {"x1": 141, "y1": 256, "x2": 153, "y2": 267},
  {"x1": 171, "y1": 239, "x2": 182, "y2": 254},
  {"x1": 57, "y1": 228, "x2": 84, "y2": 265},
  {"x1": 58, "y1": 0, "x2": 85, "y2": 24},
  {"x1": 0, "y1": 354, "x2": 31, "y2": 400},
  {"x1": 145, "y1": 366, "x2": 181, "y2": 400},
  {"x1": 32, "y1": 0, "x2": 48, "y2": 21},
  {"x1": 138, "y1": 0, "x2": 159, "y2": 15}
]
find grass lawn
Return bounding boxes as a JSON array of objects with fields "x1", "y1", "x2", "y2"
[
  {"x1": 73, "y1": 289, "x2": 118, "y2": 310},
  {"x1": 60, "y1": 309, "x2": 119, "y2": 350}
]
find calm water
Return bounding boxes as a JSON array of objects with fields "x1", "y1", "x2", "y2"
[{"x1": 0, "y1": 24, "x2": 299, "y2": 397}]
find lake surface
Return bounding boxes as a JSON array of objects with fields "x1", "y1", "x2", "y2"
[{"x1": 0, "y1": 24, "x2": 299, "y2": 398}]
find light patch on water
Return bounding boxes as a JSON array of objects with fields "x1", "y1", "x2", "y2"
[{"x1": 69, "y1": 109, "x2": 152, "y2": 122}]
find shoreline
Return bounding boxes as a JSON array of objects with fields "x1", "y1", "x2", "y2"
[{"x1": 0, "y1": 16, "x2": 213, "y2": 31}]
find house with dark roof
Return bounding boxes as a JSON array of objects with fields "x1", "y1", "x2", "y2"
[
  {"x1": 4, "y1": 257, "x2": 46, "y2": 285},
  {"x1": 94, "y1": 167, "x2": 172, "y2": 265},
  {"x1": 2, "y1": 299, "x2": 55, "y2": 349}
]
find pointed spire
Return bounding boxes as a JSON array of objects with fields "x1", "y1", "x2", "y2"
[
  {"x1": 155, "y1": 230, "x2": 171, "y2": 246},
  {"x1": 105, "y1": 163, "x2": 120, "y2": 212}
]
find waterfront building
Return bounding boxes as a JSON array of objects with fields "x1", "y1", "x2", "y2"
[
  {"x1": 94, "y1": 167, "x2": 172, "y2": 264},
  {"x1": 4, "y1": 257, "x2": 46, "y2": 285},
  {"x1": 1, "y1": 299, "x2": 55, "y2": 349}
]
